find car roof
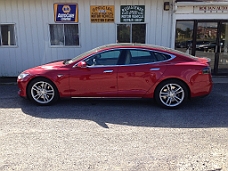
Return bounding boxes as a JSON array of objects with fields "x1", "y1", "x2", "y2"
[
  {"x1": 96, "y1": 43, "x2": 198, "y2": 60},
  {"x1": 97, "y1": 43, "x2": 171, "y2": 52}
]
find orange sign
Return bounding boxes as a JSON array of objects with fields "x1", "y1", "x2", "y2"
[{"x1": 90, "y1": 6, "x2": 115, "y2": 23}]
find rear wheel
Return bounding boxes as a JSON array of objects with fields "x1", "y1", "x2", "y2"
[
  {"x1": 155, "y1": 80, "x2": 188, "y2": 109},
  {"x1": 27, "y1": 78, "x2": 59, "y2": 105}
]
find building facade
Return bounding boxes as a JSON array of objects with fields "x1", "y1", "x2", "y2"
[
  {"x1": 173, "y1": 0, "x2": 228, "y2": 75},
  {"x1": 0, "y1": 0, "x2": 228, "y2": 76}
]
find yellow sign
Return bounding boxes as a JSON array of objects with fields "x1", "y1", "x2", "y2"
[{"x1": 90, "y1": 6, "x2": 115, "y2": 23}]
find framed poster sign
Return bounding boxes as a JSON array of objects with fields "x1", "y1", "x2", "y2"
[
  {"x1": 120, "y1": 5, "x2": 145, "y2": 22},
  {"x1": 90, "y1": 6, "x2": 115, "y2": 23},
  {"x1": 54, "y1": 4, "x2": 78, "y2": 22}
]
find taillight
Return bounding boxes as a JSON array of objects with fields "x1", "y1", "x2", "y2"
[{"x1": 202, "y1": 66, "x2": 211, "y2": 74}]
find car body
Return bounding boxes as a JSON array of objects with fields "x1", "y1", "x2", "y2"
[
  {"x1": 196, "y1": 41, "x2": 217, "y2": 51},
  {"x1": 17, "y1": 43, "x2": 213, "y2": 108}
]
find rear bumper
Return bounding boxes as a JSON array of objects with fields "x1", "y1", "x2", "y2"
[{"x1": 190, "y1": 80, "x2": 213, "y2": 98}]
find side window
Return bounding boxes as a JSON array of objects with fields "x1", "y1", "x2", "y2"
[
  {"x1": 100, "y1": 50, "x2": 120, "y2": 59},
  {"x1": 85, "y1": 50, "x2": 121, "y2": 66},
  {"x1": 49, "y1": 24, "x2": 79, "y2": 46},
  {"x1": 127, "y1": 50, "x2": 154, "y2": 64},
  {"x1": 153, "y1": 52, "x2": 171, "y2": 61},
  {"x1": 0, "y1": 24, "x2": 16, "y2": 46}
]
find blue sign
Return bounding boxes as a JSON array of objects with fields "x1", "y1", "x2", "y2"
[{"x1": 54, "y1": 4, "x2": 78, "y2": 22}]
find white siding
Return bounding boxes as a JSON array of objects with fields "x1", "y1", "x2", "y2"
[{"x1": 0, "y1": 0, "x2": 172, "y2": 76}]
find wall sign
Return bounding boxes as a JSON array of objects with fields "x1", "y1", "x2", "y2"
[
  {"x1": 120, "y1": 5, "x2": 145, "y2": 22},
  {"x1": 54, "y1": 4, "x2": 78, "y2": 22},
  {"x1": 177, "y1": 0, "x2": 228, "y2": 2},
  {"x1": 194, "y1": 6, "x2": 228, "y2": 13},
  {"x1": 90, "y1": 6, "x2": 115, "y2": 23}
]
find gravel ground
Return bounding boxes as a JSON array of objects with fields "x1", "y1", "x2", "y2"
[{"x1": 0, "y1": 84, "x2": 227, "y2": 171}]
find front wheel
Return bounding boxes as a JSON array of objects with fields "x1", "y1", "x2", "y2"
[
  {"x1": 27, "y1": 78, "x2": 59, "y2": 105},
  {"x1": 155, "y1": 80, "x2": 188, "y2": 109}
]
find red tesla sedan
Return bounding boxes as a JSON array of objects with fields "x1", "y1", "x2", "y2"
[{"x1": 17, "y1": 43, "x2": 213, "y2": 108}]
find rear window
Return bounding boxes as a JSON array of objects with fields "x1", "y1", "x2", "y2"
[
  {"x1": 167, "y1": 48, "x2": 198, "y2": 60},
  {"x1": 153, "y1": 52, "x2": 171, "y2": 61}
]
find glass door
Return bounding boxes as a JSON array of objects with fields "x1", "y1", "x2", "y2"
[
  {"x1": 218, "y1": 22, "x2": 228, "y2": 74},
  {"x1": 195, "y1": 22, "x2": 218, "y2": 72},
  {"x1": 175, "y1": 20, "x2": 228, "y2": 75}
]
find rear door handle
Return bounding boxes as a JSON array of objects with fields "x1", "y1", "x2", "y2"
[{"x1": 103, "y1": 70, "x2": 113, "y2": 73}]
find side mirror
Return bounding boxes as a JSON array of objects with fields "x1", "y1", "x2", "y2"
[{"x1": 77, "y1": 61, "x2": 87, "y2": 68}]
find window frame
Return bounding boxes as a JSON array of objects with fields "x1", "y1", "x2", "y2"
[
  {"x1": 0, "y1": 23, "x2": 17, "y2": 47},
  {"x1": 49, "y1": 23, "x2": 80, "y2": 47}
]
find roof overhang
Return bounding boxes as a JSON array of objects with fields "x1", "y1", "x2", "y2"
[{"x1": 176, "y1": 0, "x2": 228, "y2": 6}]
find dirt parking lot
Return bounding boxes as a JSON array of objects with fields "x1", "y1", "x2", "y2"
[{"x1": 0, "y1": 84, "x2": 227, "y2": 171}]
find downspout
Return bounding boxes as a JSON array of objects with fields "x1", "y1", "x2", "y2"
[{"x1": 170, "y1": 0, "x2": 176, "y2": 49}]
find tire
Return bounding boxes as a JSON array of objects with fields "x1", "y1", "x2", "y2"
[
  {"x1": 27, "y1": 78, "x2": 59, "y2": 105},
  {"x1": 155, "y1": 79, "x2": 188, "y2": 109}
]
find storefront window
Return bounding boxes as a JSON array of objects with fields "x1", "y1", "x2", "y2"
[
  {"x1": 49, "y1": 24, "x2": 79, "y2": 46},
  {"x1": 175, "y1": 21, "x2": 194, "y2": 53},
  {"x1": 175, "y1": 20, "x2": 228, "y2": 74},
  {"x1": 218, "y1": 22, "x2": 228, "y2": 74},
  {"x1": 0, "y1": 24, "x2": 16, "y2": 46},
  {"x1": 117, "y1": 24, "x2": 146, "y2": 43}
]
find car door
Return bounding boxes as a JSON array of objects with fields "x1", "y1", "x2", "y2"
[
  {"x1": 69, "y1": 50, "x2": 122, "y2": 97},
  {"x1": 117, "y1": 49, "x2": 168, "y2": 97}
]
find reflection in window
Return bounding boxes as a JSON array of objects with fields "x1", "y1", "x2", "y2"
[
  {"x1": 86, "y1": 50, "x2": 121, "y2": 66},
  {"x1": 153, "y1": 52, "x2": 171, "y2": 61},
  {"x1": 49, "y1": 24, "x2": 79, "y2": 46},
  {"x1": 65, "y1": 25, "x2": 79, "y2": 46},
  {"x1": 221, "y1": 23, "x2": 228, "y2": 54},
  {"x1": 130, "y1": 50, "x2": 151, "y2": 58},
  {"x1": 132, "y1": 24, "x2": 146, "y2": 43},
  {"x1": 175, "y1": 21, "x2": 194, "y2": 53},
  {"x1": 0, "y1": 24, "x2": 16, "y2": 46},
  {"x1": 129, "y1": 50, "x2": 153, "y2": 64},
  {"x1": 50, "y1": 25, "x2": 64, "y2": 45},
  {"x1": 117, "y1": 24, "x2": 130, "y2": 43},
  {"x1": 126, "y1": 49, "x2": 172, "y2": 64},
  {"x1": 218, "y1": 22, "x2": 228, "y2": 74},
  {"x1": 117, "y1": 24, "x2": 146, "y2": 43},
  {"x1": 100, "y1": 50, "x2": 120, "y2": 59}
]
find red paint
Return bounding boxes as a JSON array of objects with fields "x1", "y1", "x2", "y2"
[{"x1": 17, "y1": 44, "x2": 213, "y2": 101}]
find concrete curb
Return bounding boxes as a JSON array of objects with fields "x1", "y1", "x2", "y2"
[
  {"x1": 0, "y1": 77, "x2": 17, "y2": 85},
  {"x1": 212, "y1": 76, "x2": 228, "y2": 84}
]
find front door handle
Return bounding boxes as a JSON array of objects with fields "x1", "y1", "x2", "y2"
[
  {"x1": 150, "y1": 68, "x2": 160, "y2": 71},
  {"x1": 103, "y1": 70, "x2": 113, "y2": 73}
]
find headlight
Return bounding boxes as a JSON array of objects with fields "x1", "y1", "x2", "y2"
[{"x1": 18, "y1": 73, "x2": 30, "y2": 80}]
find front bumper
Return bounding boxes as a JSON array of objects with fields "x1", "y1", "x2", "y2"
[{"x1": 17, "y1": 79, "x2": 29, "y2": 98}]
